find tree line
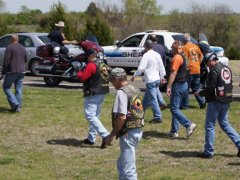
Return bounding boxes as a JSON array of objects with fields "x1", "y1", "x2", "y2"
[{"x1": 0, "y1": 0, "x2": 240, "y2": 59}]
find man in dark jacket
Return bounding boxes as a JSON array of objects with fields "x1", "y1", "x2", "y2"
[
  {"x1": 2, "y1": 34, "x2": 27, "y2": 112},
  {"x1": 195, "y1": 52, "x2": 240, "y2": 158}
]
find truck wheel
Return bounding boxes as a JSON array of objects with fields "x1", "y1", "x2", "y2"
[
  {"x1": 29, "y1": 58, "x2": 41, "y2": 76},
  {"x1": 0, "y1": 65, "x2": 3, "y2": 80},
  {"x1": 44, "y1": 77, "x2": 62, "y2": 87}
]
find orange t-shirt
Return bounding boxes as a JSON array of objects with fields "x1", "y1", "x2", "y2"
[
  {"x1": 183, "y1": 42, "x2": 203, "y2": 74},
  {"x1": 171, "y1": 54, "x2": 183, "y2": 72}
]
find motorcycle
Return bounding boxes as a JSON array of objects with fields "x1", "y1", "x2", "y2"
[{"x1": 35, "y1": 35, "x2": 106, "y2": 86}]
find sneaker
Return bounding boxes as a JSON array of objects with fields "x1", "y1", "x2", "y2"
[
  {"x1": 237, "y1": 148, "x2": 240, "y2": 157},
  {"x1": 165, "y1": 131, "x2": 179, "y2": 138},
  {"x1": 83, "y1": 138, "x2": 94, "y2": 145},
  {"x1": 200, "y1": 103, "x2": 206, "y2": 109},
  {"x1": 149, "y1": 118, "x2": 162, "y2": 124},
  {"x1": 196, "y1": 152, "x2": 213, "y2": 159},
  {"x1": 9, "y1": 104, "x2": 20, "y2": 113},
  {"x1": 160, "y1": 104, "x2": 168, "y2": 110},
  {"x1": 186, "y1": 123, "x2": 196, "y2": 138},
  {"x1": 100, "y1": 136, "x2": 108, "y2": 149}
]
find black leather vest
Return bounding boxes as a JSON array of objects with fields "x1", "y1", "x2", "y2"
[
  {"x1": 206, "y1": 62, "x2": 233, "y2": 103},
  {"x1": 174, "y1": 53, "x2": 189, "y2": 84},
  {"x1": 112, "y1": 84, "x2": 144, "y2": 139},
  {"x1": 83, "y1": 60, "x2": 109, "y2": 96}
]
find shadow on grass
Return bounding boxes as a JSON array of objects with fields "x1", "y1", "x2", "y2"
[
  {"x1": 46, "y1": 138, "x2": 99, "y2": 148},
  {"x1": 0, "y1": 106, "x2": 11, "y2": 113},
  {"x1": 160, "y1": 150, "x2": 238, "y2": 159},
  {"x1": 160, "y1": 150, "x2": 199, "y2": 158},
  {"x1": 228, "y1": 162, "x2": 240, "y2": 166},
  {"x1": 143, "y1": 131, "x2": 186, "y2": 140},
  {"x1": 25, "y1": 83, "x2": 83, "y2": 90}
]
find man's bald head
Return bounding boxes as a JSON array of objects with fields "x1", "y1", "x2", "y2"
[{"x1": 11, "y1": 34, "x2": 19, "y2": 43}]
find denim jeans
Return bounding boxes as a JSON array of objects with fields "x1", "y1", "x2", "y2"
[
  {"x1": 181, "y1": 74, "x2": 205, "y2": 108},
  {"x1": 117, "y1": 128, "x2": 142, "y2": 180},
  {"x1": 157, "y1": 88, "x2": 166, "y2": 106},
  {"x1": 204, "y1": 102, "x2": 240, "y2": 156},
  {"x1": 84, "y1": 94, "x2": 109, "y2": 142},
  {"x1": 143, "y1": 80, "x2": 162, "y2": 119},
  {"x1": 3, "y1": 72, "x2": 25, "y2": 109},
  {"x1": 170, "y1": 82, "x2": 192, "y2": 133}
]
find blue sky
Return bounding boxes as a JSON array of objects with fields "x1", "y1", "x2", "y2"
[{"x1": 5, "y1": 0, "x2": 240, "y2": 14}]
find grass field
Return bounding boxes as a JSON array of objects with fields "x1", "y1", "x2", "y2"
[{"x1": 0, "y1": 86, "x2": 239, "y2": 180}]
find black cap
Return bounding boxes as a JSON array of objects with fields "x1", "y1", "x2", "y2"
[{"x1": 86, "y1": 49, "x2": 96, "y2": 56}]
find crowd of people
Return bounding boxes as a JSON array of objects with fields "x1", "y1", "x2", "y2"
[{"x1": 2, "y1": 21, "x2": 240, "y2": 180}]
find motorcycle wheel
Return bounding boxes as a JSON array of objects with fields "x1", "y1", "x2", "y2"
[
  {"x1": 44, "y1": 77, "x2": 62, "y2": 87},
  {"x1": 0, "y1": 65, "x2": 4, "y2": 80},
  {"x1": 29, "y1": 58, "x2": 41, "y2": 76}
]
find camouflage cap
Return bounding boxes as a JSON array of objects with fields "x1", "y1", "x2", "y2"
[{"x1": 110, "y1": 68, "x2": 127, "y2": 81}]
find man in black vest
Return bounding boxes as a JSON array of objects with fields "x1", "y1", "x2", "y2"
[
  {"x1": 106, "y1": 68, "x2": 144, "y2": 180},
  {"x1": 195, "y1": 53, "x2": 240, "y2": 158},
  {"x1": 77, "y1": 49, "x2": 110, "y2": 149}
]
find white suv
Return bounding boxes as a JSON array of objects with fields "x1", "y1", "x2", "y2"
[{"x1": 102, "y1": 30, "x2": 229, "y2": 72}]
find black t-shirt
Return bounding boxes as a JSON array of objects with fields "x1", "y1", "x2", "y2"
[{"x1": 48, "y1": 28, "x2": 64, "y2": 46}]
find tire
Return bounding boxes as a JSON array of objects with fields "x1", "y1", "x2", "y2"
[
  {"x1": 44, "y1": 77, "x2": 62, "y2": 87},
  {"x1": 0, "y1": 64, "x2": 3, "y2": 80},
  {"x1": 29, "y1": 58, "x2": 41, "y2": 76}
]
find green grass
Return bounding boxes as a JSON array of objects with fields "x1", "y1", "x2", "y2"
[{"x1": 0, "y1": 87, "x2": 239, "y2": 179}]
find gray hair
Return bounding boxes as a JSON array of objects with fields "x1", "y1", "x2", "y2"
[
  {"x1": 183, "y1": 33, "x2": 191, "y2": 42},
  {"x1": 109, "y1": 68, "x2": 127, "y2": 82}
]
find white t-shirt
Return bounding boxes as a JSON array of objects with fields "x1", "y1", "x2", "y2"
[
  {"x1": 113, "y1": 90, "x2": 128, "y2": 115},
  {"x1": 133, "y1": 49, "x2": 166, "y2": 83}
]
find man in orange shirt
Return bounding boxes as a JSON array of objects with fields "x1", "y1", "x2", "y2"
[
  {"x1": 181, "y1": 33, "x2": 205, "y2": 109},
  {"x1": 166, "y1": 40, "x2": 196, "y2": 138}
]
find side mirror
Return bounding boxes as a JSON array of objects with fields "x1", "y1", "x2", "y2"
[{"x1": 115, "y1": 40, "x2": 122, "y2": 47}]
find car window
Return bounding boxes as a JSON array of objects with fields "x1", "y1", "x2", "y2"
[
  {"x1": 38, "y1": 35, "x2": 50, "y2": 44},
  {"x1": 146, "y1": 35, "x2": 165, "y2": 45},
  {"x1": 122, "y1": 35, "x2": 144, "y2": 47},
  {"x1": 172, "y1": 35, "x2": 198, "y2": 44},
  {"x1": 0, "y1": 36, "x2": 12, "y2": 47},
  {"x1": 19, "y1": 36, "x2": 34, "y2": 47}
]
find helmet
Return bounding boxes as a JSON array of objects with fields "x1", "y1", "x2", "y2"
[{"x1": 53, "y1": 46, "x2": 61, "y2": 54}]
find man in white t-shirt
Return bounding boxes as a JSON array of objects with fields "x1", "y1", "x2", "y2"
[{"x1": 131, "y1": 40, "x2": 166, "y2": 123}]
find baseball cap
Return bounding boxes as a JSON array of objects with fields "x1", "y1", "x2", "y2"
[
  {"x1": 109, "y1": 68, "x2": 127, "y2": 81},
  {"x1": 205, "y1": 52, "x2": 218, "y2": 62},
  {"x1": 86, "y1": 49, "x2": 96, "y2": 56}
]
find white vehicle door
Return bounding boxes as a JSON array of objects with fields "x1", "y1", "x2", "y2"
[{"x1": 105, "y1": 34, "x2": 145, "y2": 68}]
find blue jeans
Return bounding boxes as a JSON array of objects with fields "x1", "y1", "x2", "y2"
[
  {"x1": 84, "y1": 94, "x2": 109, "y2": 142},
  {"x1": 170, "y1": 82, "x2": 192, "y2": 133},
  {"x1": 3, "y1": 72, "x2": 25, "y2": 109},
  {"x1": 143, "y1": 80, "x2": 162, "y2": 119},
  {"x1": 204, "y1": 102, "x2": 240, "y2": 156},
  {"x1": 181, "y1": 74, "x2": 205, "y2": 108},
  {"x1": 157, "y1": 88, "x2": 166, "y2": 106},
  {"x1": 118, "y1": 128, "x2": 142, "y2": 180}
]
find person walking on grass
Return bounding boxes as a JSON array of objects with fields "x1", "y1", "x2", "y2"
[
  {"x1": 131, "y1": 40, "x2": 166, "y2": 124},
  {"x1": 106, "y1": 68, "x2": 144, "y2": 180},
  {"x1": 166, "y1": 40, "x2": 196, "y2": 139},
  {"x1": 2, "y1": 34, "x2": 27, "y2": 112},
  {"x1": 181, "y1": 33, "x2": 205, "y2": 109},
  {"x1": 77, "y1": 48, "x2": 110, "y2": 149},
  {"x1": 195, "y1": 52, "x2": 240, "y2": 158}
]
